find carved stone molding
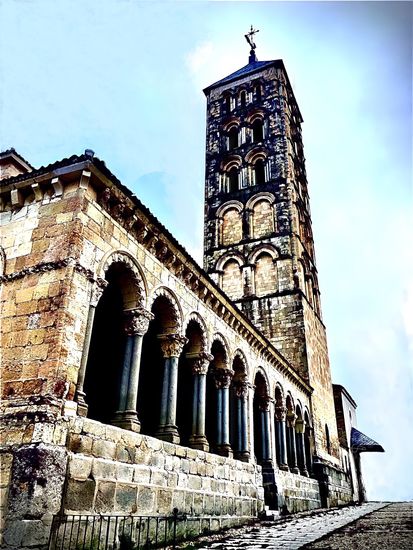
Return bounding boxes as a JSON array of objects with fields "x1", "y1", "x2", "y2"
[
  {"x1": 295, "y1": 419, "x2": 306, "y2": 433},
  {"x1": 233, "y1": 380, "x2": 250, "y2": 398},
  {"x1": 158, "y1": 333, "x2": 188, "y2": 358},
  {"x1": 286, "y1": 411, "x2": 298, "y2": 428},
  {"x1": 213, "y1": 368, "x2": 234, "y2": 389},
  {"x1": 124, "y1": 307, "x2": 154, "y2": 336}
]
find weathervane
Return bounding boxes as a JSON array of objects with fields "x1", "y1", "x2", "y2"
[{"x1": 245, "y1": 25, "x2": 259, "y2": 63}]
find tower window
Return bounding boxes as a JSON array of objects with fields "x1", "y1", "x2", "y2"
[
  {"x1": 228, "y1": 167, "x2": 239, "y2": 192},
  {"x1": 255, "y1": 85, "x2": 262, "y2": 102},
  {"x1": 240, "y1": 90, "x2": 246, "y2": 108},
  {"x1": 252, "y1": 119, "x2": 264, "y2": 143},
  {"x1": 225, "y1": 95, "x2": 232, "y2": 113},
  {"x1": 325, "y1": 424, "x2": 331, "y2": 454},
  {"x1": 254, "y1": 159, "x2": 265, "y2": 185},
  {"x1": 228, "y1": 127, "x2": 238, "y2": 150}
]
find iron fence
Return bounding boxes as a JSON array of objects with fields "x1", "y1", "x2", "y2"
[{"x1": 47, "y1": 509, "x2": 189, "y2": 550}]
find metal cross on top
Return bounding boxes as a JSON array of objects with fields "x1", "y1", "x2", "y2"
[{"x1": 245, "y1": 25, "x2": 259, "y2": 51}]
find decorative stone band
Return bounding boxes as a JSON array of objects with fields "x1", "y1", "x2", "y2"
[
  {"x1": 275, "y1": 405, "x2": 287, "y2": 421},
  {"x1": 158, "y1": 333, "x2": 188, "y2": 358},
  {"x1": 89, "y1": 278, "x2": 109, "y2": 307},
  {"x1": 213, "y1": 368, "x2": 234, "y2": 389},
  {"x1": 186, "y1": 352, "x2": 214, "y2": 375},
  {"x1": 124, "y1": 307, "x2": 154, "y2": 336},
  {"x1": 0, "y1": 258, "x2": 94, "y2": 283}
]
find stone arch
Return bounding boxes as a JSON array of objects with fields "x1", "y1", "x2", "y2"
[
  {"x1": 286, "y1": 392, "x2": 295, "y2": 412},
  {"x1": 253, "y1": 368, "x2": 271, "y2": 468},
  {"x1": 232, "y1": 349, "x2": 249, "y2": 377},
  {"x1": 247, "y1": 195, "x2": 276, "y2": 239},
  {"x1": 148, "y1": 286, "x2": 183, "y2": 334},
  {"x1": 250, "y1": 246, "x2": 279, "y2": 297},
  {"x1": 98, "y1": 249, "x2": 147, "y2": 308},
  {"x1": 182, "y1": 312, "x2": 208, "y2": 352},
  {"x1": 304, "y1": 408, "x2": 314, "y2": 474},
  {"x1": 220, "y1": 156, "x2": 242, "y2": 171},
  {"x1": 245, "y1": 147, "x2": 267, "y2": 165},
  {"x1": 274, "y1": 383, "x2": 285, "y2": 407},
  {"x1": 219, "y1": 256, "x2": 243, "y2": 300},
  {"x1": 229, "y1": 350, "x2": 250, "y2": 461},
  {"x1": 245, "y1": 192, "x2": 275, "y2": 211},
  {"x1": 210, "y1": 333, "x2": 230, "y2": 365},
  {"x1": 216, "y1": 252, "x2": 244, "y2": 272},
  {"x1": 248, "y1": 244, "x2": 279, "y2": 264},
  {"x1": 216, "y1": 200, "x2": 243, "y2": 218}
]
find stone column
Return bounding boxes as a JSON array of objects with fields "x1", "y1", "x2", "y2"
[
  {"x1": 259, "y1": 396, "x2": 273, "y2": 464},
  {"x1": 187, "y1": 352, "x2": 213, "y2": 452},
  {"x1": 112, "y1": 307, "x2": 154, "y2": 432},
  {"x1": 295, "y1": 419, "x2": 309, "y2": 477},
  {"x1": 287, "y1": 412, "x2": 299, "y2": 474},
  {"x1": 156, "y1": 333, "x2": 188, "y2": 444},
  {"x1": 214, "y1": 368, "x2": 234, "y2": 457},
  {"x1": 233, "y1": 381, "x2": 250, "y2": 462},
  {"x1": 275, "y1": 405, "x2": 289, "y2": 471},
  {"x1": 75, "y1": 278, "x2": 108, "y2": 417}
]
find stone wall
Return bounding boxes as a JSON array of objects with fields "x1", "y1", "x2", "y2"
[{"x1": 278, "y1": 470, "x2": 321, "y2": 513}]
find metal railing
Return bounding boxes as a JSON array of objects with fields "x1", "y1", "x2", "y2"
[{"x1": 47, "y1": 509, "x2": 189, "y2": 550}]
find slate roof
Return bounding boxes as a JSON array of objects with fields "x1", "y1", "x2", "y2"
[
  {"x1": 203, "y1": 60, "x2": 277, "y2": 93},
  {"x1": 351, "y1": 427, "x2": 384, "y2": 452}
]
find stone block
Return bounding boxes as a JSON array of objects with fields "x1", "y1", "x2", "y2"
[
  {"x1": 92, "y1": 439, "x2": 116, "y2": 460},
  {"x1": 68, "y1": 455, "x2": 92, "y2": 480},
  {"x1": 68, "y1": 433, "x2": 93, "y2": 454},
  {"x1": 95, "y1": 481, "x2": 116, "y2": 513},
  {"x1": 92, "y1": 458, "x2": 116, "y2": 480},
  {"x1": 117, "y1": 463, "x2": 135, "y2": 483},
  {"x1": 137, "y1": 486, "x2": 155, "y2": 514},
  {"x1": 188, "y1": 475, "x2": 202, "y2": 491},
  {"x1": 115, "y1": 444, "x2": 135, "y2": 463},
  {"x1": 172, "y1": 489, "x2": 186, "y2": 511},
  {"x1": 65, "y1": 479, "x2": 96, "y2": 512},
  {"x1": 151, "y1": 469, "x2": 168, "y2": 487},
  {"x1": 157, "y1": 489, "x2": 173, "y2": 514},
  {"x1": 115, "y1": 483, "x2": 137, "y2": 513},
  {"x1": 133, "y1": 465, "x2": 150, "y2": 484},
  {"x1": 193, "y1": 492, "x2": 204, "y2": 515}
]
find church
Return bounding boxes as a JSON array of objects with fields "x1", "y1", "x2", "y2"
[{"x1": 0, "y1": 31, "x2": 383, "y2": 549}]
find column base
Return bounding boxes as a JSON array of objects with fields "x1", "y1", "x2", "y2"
[
  {"x1": 291, "y1": 466, "x2": 300, "y2": 474},
  {"x1": 216, "y1": 444, "x2": 233, "y2": 458},
  {"x1": 75, "y1": 393, "x2": 89, "y2": 418},
  {"x1": 155, "y1": 425, "x2": 180, "y2": 445},
  {"x1": 234, "y1": 451, "x2": 250, "y2": 463},
  {"x1": 300, "y1": 468, "x2": 309, "y2": 477},
  {"x1": 112, "y1": 411, "x2": 141, "y2": 433},
  {"x1": 188, "y1": 435, "x2": 209, "y2": 452},
  {"x1": 279, "y1": 463, "x2": 289, "y2": 471}
]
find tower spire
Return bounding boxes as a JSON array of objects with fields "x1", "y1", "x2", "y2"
[{"x1": 245, "y1": 25, "x2": 259, "y2": 63}]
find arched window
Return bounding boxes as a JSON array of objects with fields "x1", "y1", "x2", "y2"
[
  {"x1": 222, "y1": 259, "x2": 242, "y2": 300},
  {"x1": 240, "y1": 90, "x2": 246, "y2": 108},
  {"x1": 255, "y1": 84, "x2": 262, "y2": 102},
  {"x1": 254, "y1": 253, "x2": 277, "y2": 296},
  {"x1": 325, "y1": 424, "x2": 331, "y2": 454},
  {"x1": 225, "y1": 94, "x2": 232, "y2": 114},
  {"x1": 221, "y1": 208, "x2": 242, "y2": 245},
  {"x1": 252, "y1": 199, "x2": 274, "y2": 238},
  {"x1": 252, "y1": 118, "x2": 264, "y2": 142},
  {"x1": 254, "y1": 159, "x2": 265, "y2": 185},
  {"x1": 228, "y1": 167, "x2": 239, "y2": 192},
  {"x1": 228, "y1": 126, "x2": 238, "y2": 150}
]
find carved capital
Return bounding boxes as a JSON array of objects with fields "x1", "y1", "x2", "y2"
[
  {"x1": 187, "y1": 352, "x2": 214, "y2": 375},
  {"x1": 233, "y1": 380, "x2": 250, "y2": 398},
  {"x1": 295, "y1": 419, "x2": 306, "y2": 433},
  {"x1": 275, "y1": 405, "x2": 287, "y2": 421},
  {"x1": 286, "y1": 411, "x2": 298, "y2": 428},
  {"x1": 214, "y1": 368, "x2": 234, "y2": 389},
  {"x1": 259, "y1": 395, "x2": 272, "y2": 412},
  {"x1": 90, "y1": 278, "x2": 109, "y2": 307},
  {"x1": 158, "y1": 333, "x2": 188, "y2": 358},
  {"x1": 124, "y1": 307, "x2": 154, "y2": 336}
]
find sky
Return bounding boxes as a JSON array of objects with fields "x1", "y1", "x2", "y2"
[{"x1": 1, "y1": 0, "x2": 412, "y2": 501}]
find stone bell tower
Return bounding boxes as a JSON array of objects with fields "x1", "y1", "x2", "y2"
[{"x1": 203, "y1": 30, "x2": 340, "y2": 461}]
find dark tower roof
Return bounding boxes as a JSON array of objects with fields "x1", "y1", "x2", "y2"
[
  {"x1": 203, "y1": 59, "x2": 277, "y2": 94},
  {"x1": 351, "y1": 427, "x2": 384, "y2": 453}
]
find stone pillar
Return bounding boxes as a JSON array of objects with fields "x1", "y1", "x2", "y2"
[
  {"x1": 75, "y1": 278, "x2": 108, "y2": 417},
  {"x1": 112, "y1": 307, "x2": 154, "y2": 432},
  {"x1": 259, "y1": 396, "x2": 273, "y2": 464},
  {"x1": 295, "y1": 419, "x2": 309, "y2": 477},
  {"x1": 214, "y1": 368, "x2": 233, "y2": 457},
  {"x1": 156, "y1": 333, "x2": 188, "y2": 444},
  {"x1": 287, "y1": 412, "x2": 299, "y2": 474},
  {"x1": 233, "y1": 381, "x2": 251, "y2": 461},
  {"x1": 275, "y1": 406, "x2": 289, "y2": 471},
  {"x1": 187, "y1": 352, "x2": 213, "y2": 452}
]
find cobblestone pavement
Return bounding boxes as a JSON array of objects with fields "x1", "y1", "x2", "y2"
[
  {"x1": 188, "y1": 502, "x2": 388, "y2": 549},
  {"x1": 302, "y1": 501, "x2": 413, "y2": 549}
]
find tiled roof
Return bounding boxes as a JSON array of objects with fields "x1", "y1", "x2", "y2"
[
  {"x1": 203, "y1": 60, "x2": 277, "y2": 93},
  {"x1": 0, "y1": 148, "x2": 35, "y2": 170},
  {"x1": 351, "y1": 427, "x2": 384, "y2": 452}
]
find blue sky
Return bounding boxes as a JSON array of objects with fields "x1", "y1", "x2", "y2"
[{"x1": 1, "y1": 1, "x2": 412, "y2": 501}]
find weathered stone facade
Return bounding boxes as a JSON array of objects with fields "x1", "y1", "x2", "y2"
[{"x1": 0, "y1": 50, "x2": 370, "y2": 549}]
